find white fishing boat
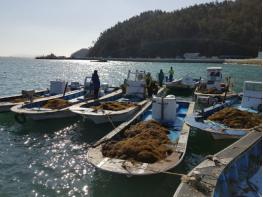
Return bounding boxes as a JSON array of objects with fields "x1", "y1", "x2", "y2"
[
  {"x1": 87, "y1": 95, "x2": 195, "y2": 175},
  {"x1": 165, "y1": 75, "x2": 200, "y2": 96},
  {"x1": 0, "y1": 80, "x2": 82, "y2": 113},
  {"x1": 194, "y1": 67, "x2": 238, "y2": 105},
  {"x1": 186, "y1": 81, "x2": 262, "y2": 140},
  {"x1": 174, "y1": 128, "x2": 261, "y2": 197},
  {"x1": 70, "y1": 70, "x2": 151, "y2": 124},
  {"x1": 0, "y1": 89, "x2": 48, "y2": 112},
  {"x1": 166, "y1": 75, "x2": 199, "y2": 89},
  {"x1": 11, "y1": 77, "x2": 118, "y2": 122}
]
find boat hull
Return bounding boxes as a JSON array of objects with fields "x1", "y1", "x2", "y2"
[
  {"x1": 11, "y1": 89, "x2": 85, "y2": 121},
  {"x1": 174, "y1": 130, "x2": 262, "y2": 197},
  {"x1": 194, "y1": 89, "x2": 238, "y2": 105},
  {"x1": 82, "y1": 107, "x2": 140, "y2": 124},
  {"x1": 210, "y1": 132, "x2": 243, "y2": 140},
  {"x1": 0, "y1": 103, "x2": 15, "y2": 112},
  {"x1": 0, "y1": 89, "x2": 48, "y2": 112},
  {"x1": 25, "y1": 110, "x2": 76, "y2": 120}
]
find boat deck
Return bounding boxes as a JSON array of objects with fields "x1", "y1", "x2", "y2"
[{"x1": 87, "y1": 100, "x2": 195, "y2": 175}]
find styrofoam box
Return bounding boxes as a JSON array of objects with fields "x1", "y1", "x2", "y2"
[
  {"x1": 152, "y1": 95, "x2": 177, "y2": 122},
  {"x1": 50, "y1": 80, "x2": 66, "y2": 95}
]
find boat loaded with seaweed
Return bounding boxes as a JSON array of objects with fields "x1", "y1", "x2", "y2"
[
  {"x1": 11, "y1": 78, "x2": 119, "y2": 122},
  {"x1": 186, "y1": 81, "x2": 262, "y2": 140},
  {"x1": 0, "y1": 89, "x2": 48, "y2": 112},
  {"x1": 194, "y1": 67, "x2": 238, "y2": 105},
  {"x1": 70, "y1": 70, "x2": 154, "y2": 124},
  {"x1": 174, "y1": 127, "x2": 261, "y2": 197},
  {"x1": 0, "y1": 80, "x2": 82, "y2": 113},
  {"x1": 87, "y1": 95, "x2": 195, "y2": 175}
]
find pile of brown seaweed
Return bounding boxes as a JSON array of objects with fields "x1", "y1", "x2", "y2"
[
  {"x1": 11, "y1": 98, "x2": 29, "y2": 103},
  {"x1": 11, "y1": 96, "x2": 41, "y2": 103},
  {"x1": 102, "y1": 120, "x2": 172, "y2": 163},
  {"x1": 92, "y1": 101, "x2": 135, "y2": 112},
  {"x1": 42, "y1": 99, "x2": 71, "y2": 109},
  {"x1": 198, "y1": 88, "x2": 223, "y2": 94},
  {"x1": 208, "y1": 107, "x2": 261, "y2": 129}
]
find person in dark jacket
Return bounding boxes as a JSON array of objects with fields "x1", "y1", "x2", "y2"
[
  {"x1": 158, "y1": 69, "x2": 164, "y2": 87},
  {"x1": 91, "y1": 70, "x2": 100, "y2": 99},
  {"x1": 145, "y1": 72, "x2": 153, "y2": 97}
]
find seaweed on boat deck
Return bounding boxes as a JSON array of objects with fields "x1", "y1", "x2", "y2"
[
  {"x1": 11, "y1": 96, "x2": 42, "y2": 103},
  {"x1": 92, "y1": 101, "x2": 135, "y2": 112},
  {"x1": 101, "y1": 120, "x2": 173, "y2": 163},
  {"x1": 42, "y1": 99, "x2": 71, "y2": 109},
  {"x1": 208, "y1": 107, "x2": 261, "y2": 129},
  {"x1": 197, "y1": 87, "x2": 223, "y2": 94}
]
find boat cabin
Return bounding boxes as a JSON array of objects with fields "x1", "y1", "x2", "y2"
[
  {"x1": 241, "y1": 81, "x2": 262, "y2": 110},
  {"x1": 206, "y1": 67, "x2": 223, "y2": 90},
  {"x1": 126, "y1": 70, "x2": 146, "y2": 98}
]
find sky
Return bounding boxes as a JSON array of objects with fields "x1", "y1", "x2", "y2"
[{"x1": 0, "y1": 0, "x2": 219, "y2": 57}]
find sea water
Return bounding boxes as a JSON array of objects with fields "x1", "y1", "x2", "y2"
[{"x1": 0, "y1": 57, "x2": 261, "y2": 197}]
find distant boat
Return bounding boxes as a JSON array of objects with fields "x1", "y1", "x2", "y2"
[
  {"x1": 174, "y1": 129, "x2": 261, "y2": 197},
  {"x1": 91, "y1": 59, "x2": 108, "y2": 62},
  {"x1": 87, "y1": 95, "x2": 195, "y2": 175}
]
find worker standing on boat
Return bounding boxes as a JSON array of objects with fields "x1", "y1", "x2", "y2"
[
  {"x1": 91, "y1": 70, "x2": 100, "y2": 99},
  {"x1": 169, "y1": 67, "x2": 174, "y2": 82},
  {"x1": 145, "y1": 72, "x2": 153, "y2": 97},
  {"x1": 158, "y1": 69, "x2": 164, "y2": 87}
]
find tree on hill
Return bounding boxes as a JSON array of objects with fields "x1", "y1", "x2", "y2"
[{"x1": 88, "y1": 0, "x2": 261, "y2": 58}]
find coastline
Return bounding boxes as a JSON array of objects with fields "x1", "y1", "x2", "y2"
[
  {"x1": 35, "y1": 57, "x2": 262, "y2": 65},
  {"x1": 224, "y1": 58, "x2": 261, "y2": 65}
]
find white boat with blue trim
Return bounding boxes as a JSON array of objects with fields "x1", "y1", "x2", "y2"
[
  {"x1": 186, "y1": 81, "x2": 261, "y2": 140},
  {"x1": 87, "y1": 95, "x2": 195, "y2": 175},
  {"x1": 11, "y1": 77, "x2": 120, "y2": 121},
  {"x1": 0, "y1": 80, "x2": 82, "y2": 113},
  {"x1": 0, "y1": 89, "x2": 48, "y2": 112},
  {"x1": 70, "y1": 70, "x2": 153, "y2": 124}
]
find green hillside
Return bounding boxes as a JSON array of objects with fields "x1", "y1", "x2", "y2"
[{"x1": 88, "y1": 0, "x2": 261, "y2": 58}]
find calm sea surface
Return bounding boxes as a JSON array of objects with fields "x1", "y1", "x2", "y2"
[{"x1": 0, "y1": 57, "x2": 261, "y2": 197}]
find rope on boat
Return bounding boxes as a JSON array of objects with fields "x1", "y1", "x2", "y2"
[{"x1": 106, "y1": 112, "x2": 116, "y2": 129}]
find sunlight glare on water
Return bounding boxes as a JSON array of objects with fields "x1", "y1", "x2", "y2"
[{"x1": 0, "y1": 57, "x2": 261, "y2": 197}]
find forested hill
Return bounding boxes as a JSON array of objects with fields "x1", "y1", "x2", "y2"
[{"x1": 88, "y1": 0, "x2": 261, "y2": 58}]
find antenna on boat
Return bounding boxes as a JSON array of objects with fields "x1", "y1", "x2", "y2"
[
  {"x1": 223, "y1": 76, "x2": 231, "y2": 103},
  {"x1": 161, "y1": 96, "x2": 164, "y2": 121},
  {"x1": 63, "y1": 82, "x2": 68, "y2": 97}
]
